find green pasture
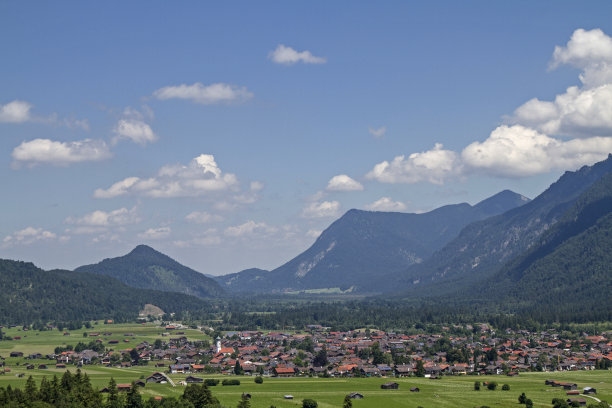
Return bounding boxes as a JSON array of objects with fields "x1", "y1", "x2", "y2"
[
  {"x1": 0, "y1": 367, "x2": 609, "y2": 407},
  {"x1": 0, "y1": 322, "x2": 209, "y2": 356}
]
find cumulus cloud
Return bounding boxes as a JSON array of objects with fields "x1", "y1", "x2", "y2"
[
  {"x1": 269, "y1": 45, "x2": 326, "y2": 65},
  {"x1": 368, "y1": 126, "x2": 387, "y2": 138},
  {"x1": 224, "y1": 220, "x2": 278, "y2": 237},
  {"x1": 66, "y1": 207, "x2": 139, "y2": 228},
  {"x1": 94, "y1": 154, "x2": 239, "y2": 198},
  {"x1": 138, "y1": 227, "x2": 171, "y2": 240},
  {"x1": 550, "y1": 28, "x2": 612, "y2": 88},
  {"x1": 112, "y1": 119, "x2": 157, "y2": 145},
  {"x1": 0, "y1": 100, "x2": 32, "y2": 123},
  {"x1": 462, "y1": 125, "x2": 612, "y2": 177},
  {"x1": 12, "y1": 138, "x2": 111, "y2": 167},
  {"x1": 154, "y1": 82, "x2": 253, "y2": 105},
  {"x1": 367, "y1": 29, "x2": 612, "y2": 184},
  {"x1": 365, "y1": 197, "x2": 407, "y2": 212},
  {"x1": 326, "y1": 174, "x2": 364, "y2": 192},
  {"x1": 366, "y1": 143, "x2": 462, "y2": 184},
  {"x1": 301, "y1": 200, "x2": 341, "y2": 218},
  {"x1": 2, "y1": 226, "x2": 56, "y2": 246},
  {"x1": 185, "y1": 211, "x2": 224, "y2": 224}
]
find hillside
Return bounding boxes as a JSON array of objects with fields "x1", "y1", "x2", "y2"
[
  {"x1": 392, "y1": 154, "x2": 612, "y2": 295},
  {"x1": 0, "y1": 259, "x2": 210, "y2": 324},
  {"x1": 483, "y1": 171, "x2": 612, "y2": 321},
  {"x1": 75, "y1": 245, "x2": 223, "y2": 298},
  {"x1": 215, "y1": 190, "x2": 529, "y2": 293}
]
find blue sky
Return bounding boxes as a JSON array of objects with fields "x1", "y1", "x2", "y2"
[{"x1": 2, "y1": 1, "x2": 612, "y2": 275}]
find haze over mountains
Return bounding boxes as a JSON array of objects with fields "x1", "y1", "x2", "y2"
[{"x1": 214, "y1": 190, "x2": 530, "y2": 293}]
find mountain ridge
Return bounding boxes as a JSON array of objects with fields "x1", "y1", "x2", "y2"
[{"x1": 214, "y1": 190, "x2": 529, "y2": 293}]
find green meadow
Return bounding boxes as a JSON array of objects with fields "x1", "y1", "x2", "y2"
[
  {"x1": 0, "y1": 322, "x2": 209, "y2": 356},
  {"x1": 0, "y1": 366, "x2": 609, "y2": 407}
]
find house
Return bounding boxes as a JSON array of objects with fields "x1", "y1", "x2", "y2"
[
  {"x1": 273, "y1": 367, "x2": 295, "y2": 377},
  {"x1": 185, "y1": 376, "x2": 203, "y2": 384},
  {"x1": 562, "y1": 383, "x2": 578, "y2": 390},
  {"x1": 395, "y1": 365, "x2": 412, "y2": 377},
  {"x1": 381, "y1": 382, "x2": 399, "y2": 390},
  {"x1": 9, "y1": 352, "x2": 23, "y2": 358},
  {"x1": 117, "y1": 384, "x2": 132, "y2": 392},
  {"x1": 566, "y1": 398, "x2": 586, "y2": 407},
  {"x1": 583, "y1": 387, "x2": 597, "y2": 395},
  {"x1": 348, "y1": 392, "x2": 364, "y2": 399},
  {"x1": 410, "y1": 387, "x2": 420, "y2": 392},
  {"x1": 146, "y1": 372, "x2": 168, "y2": 384}
]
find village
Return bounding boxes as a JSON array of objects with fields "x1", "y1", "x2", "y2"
[{"x1": 4, "y1": 323, "x2": 610, "y2": 381}]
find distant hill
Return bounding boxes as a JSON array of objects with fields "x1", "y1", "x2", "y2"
[
  {"x1": 392, "y1": 154, "x2": 612, "y2": 296},
  {"x1": 214, "y1": 190, "x2": 529, "y2": 293},
  {"x1": 0, "y1": 259, "x2": 209, "y2": 325},
  {"x1": 75, "y1": 245, "x2": 223, "y2": 298}
]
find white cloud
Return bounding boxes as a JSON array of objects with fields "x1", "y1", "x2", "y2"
[
  {"x1": 2, "y1": 226, "x2": 56, "y2": 246},
  {"x1": 94, "y1": 154, "x2": 239, "y2": 198},
  {"x1": 269, "y1": 44, "x2": 326, "y2": 65},
  {"x1": 366, "y1": 143, "x2": 462, "y2": 184},
  {"x1": 93, "y1": 177, "x2": 140, "y2": 199},
  {"x1": 550, "y1": 28, "x2": 612, "y2": 88},
  {"x1": 185, "y1": 211, "x2": 224, "y2": 224},
  {"x1": 306, "y1": 229, "x2": 322, "y2": 239},
  {"x1": 462, "y1": 125, "x2": 612, "y2": 177},
  {"x1": 138, "y1": 227, "x2": 171, "y2": 240},
  {"x1": 12, "y1": 138, "x2": 111, "y2": 167},
  {"x1": 365, "y1": 197, "x2": 407, "y2": 212},
  {"x1": 66, "y1": 207, "x2": 139, "y2": 228},
  {"x1": 174, "y1": 228, "x2": 221, "y2": 247},
  {"x1": 301, "y1": 200, "x2": 341, "y2": 218},
  {"x1": 368, "y1": 126, "x2": 387, "y2": 138},
  {"x1": 113, "y1": 119, "x2": 157, "y2": 145},
  {"x1": 154, "y1": 82, "x2": 253, "y2": 104},
  {"x1": 224, "y1": 220, "x2": 278, "y2": 237},
  {"x1": 0, "y1": 100, "x2": 32, "y2": 123},
  {"x1": 326, "y1": 174, "x2": 364, "y2": 191},
  {"x1": 250, "y1": 181, "x2": 264, "y2": 191}
]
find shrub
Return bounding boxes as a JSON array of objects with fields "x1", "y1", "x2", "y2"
[
  {"x1": 502, "y1": 384, "x2": 510, "y2": 391},
  {"x1": 474, "y1": 381, "x2": 481, "y2": 391},
  {"x1": 254, "y1": 376, "x2": 263, "y2": 384},
  {"x1": 486, "y1": 381, "x2": 497, "y2": 390},
  {"x1": 302, "y1": 398, "x2": 318, "y2": 408},
  {"x1": 525, "y1": 399, "x2": 533, "y2": 408},
  {"x1": 222, "y1": 379, "x2": 240, "y2": 386},
  {"x1": 519, "y1": 393, "x2": 527, "y2": 404},
  {"x1": 204, "y1": 379, "x2": 219, "y2": 386}
]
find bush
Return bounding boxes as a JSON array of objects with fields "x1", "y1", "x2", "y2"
[
  {"x1": 204, "y1": 379, "x2": 219, "y2": 386},
  {"x1": 254, "y1": 376, "x2": 263, "y2": 384},
  {"x1": 302, "y1": 398, "x2": 318, "y2": 408},
  {"x1": 474, "y1": 381, "x2": 481, "y2": 391},
  {"x1": 502, "y1": 384, "x2": 510, "y2": 391},
  {"x1": 486, "y1": 381, "x2": 497, "y2": 390},
  {"x1": 519, "y1": 392, "x2": 527, "y2": 404},
  {"x1": 222, "y1": 379, "x2": 240, "y2": 386},
  {"x1": 525, "y1": 399, "x2": 533, "y2": 408}
]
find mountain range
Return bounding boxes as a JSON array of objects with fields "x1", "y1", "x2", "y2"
[
  {"x1": 214, "y1": 190, "x2": 530, "y2": 293},
  {"x1": 2, "y1": 155, "x2": 612, "y2": 324}
]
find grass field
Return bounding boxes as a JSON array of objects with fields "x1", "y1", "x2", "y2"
[
  {"x1": 0, "y1": 322, "x2": 209, "y2": 356},
  {"x1": 0, "y1": 367, "x2": 609, "y2": 407}
]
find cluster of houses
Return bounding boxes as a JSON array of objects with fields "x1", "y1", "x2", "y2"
[{"x1": 2, "y1": 324, "x2": 610, "y2": 380}]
